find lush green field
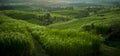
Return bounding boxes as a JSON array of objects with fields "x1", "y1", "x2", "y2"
[
  {"x1": 0, "y1": 10, "x2": 71, "y2": 25},
  {"x1": 49, "y1": 7, "x2": 120, "y2": 56},
  {"x1": 0, "y1": 16, "x2": 34, "y2": 56},
  {"x1": 48, "y1": 8, "x2": 120, "y2": 30},
  {"x1": 0, "y1": 16, "x2": 102, "y2": 56},
  {"x1": 0, "y1": 6, "x2": 120, "y2": 56}
]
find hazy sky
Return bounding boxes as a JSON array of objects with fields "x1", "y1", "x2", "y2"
[
  {"x1": 39, "y1": 0, "x2": 120, "y2": 3},
  {"x1": 0, "y1": 0, "x2": 120, "y2": 4}
]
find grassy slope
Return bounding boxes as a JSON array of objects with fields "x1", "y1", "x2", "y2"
[
  {"x1": 0, "y1": 8, "x2": 120, "y2": 56},
  {"x1": 0, "y1": 16, "x2": 34, "y2": 56},
  {"x1": 0, "y1": 10, "x2": 72, "y2": 26},
  {"x1": 0, "y1": 16, "x2": 49, "y2": 56},
  {"x1": 0, "y1": 10, "x2": 44, "y2": 25},
  {"x1": 48, "y1": 8, "x2": 120, "y2": 30},
  {"x1": 51, "y1": 7, "x2": 87, "y2": 18},
  {"x1": 48, "y1": 8, "x2": 120, "y2": 56},
  {"x1": 0, "y1": 16, "x2": 101, "y2": 56}
]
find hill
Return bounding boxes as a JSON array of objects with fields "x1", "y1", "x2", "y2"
[
  {"x1": 48, "y1": 8, "x2": 120, "y2": 30},
  {"x1": 0, "y1": 4, "x2": 120, "y2": 56},
  {"x1": 48, "y1": 8, "x2": 120, "y2": 56},
  {"x1": 0, "y1": 10, "x2": 71, "y2": 25},
  {"x1": 0, "y1": 16, "x2": 102, "y2": 56}
]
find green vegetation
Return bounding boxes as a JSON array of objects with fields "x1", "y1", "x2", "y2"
[
  {"x1": 48, "y1": 8, "x2": 120, "y2": 56},
  {"x1": 0, "y1": 2, "x2": 120, "y2": 56},
  {"x1": 0, "y1": 32, "x2": 33, "y2": 56},
  {"x1": 0, "y1": 16, "x2": 34, "y2": 56},
  {"x1": 31, "y1": 28, "x2": 101, "y2": 56},
  {"x1": 0, "y1": 10, "x2": 71, "y2": 25},
  {"x1": 0, "y1": 15, "x2": 102, "y2": 56},
  {"x1": 49, "y1": 8, "x2": 120, "y2": 30}
]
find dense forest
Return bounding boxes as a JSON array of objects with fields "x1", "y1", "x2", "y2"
[{"x1": 0, "y1": 0, "x2": 120, "y2": 56}]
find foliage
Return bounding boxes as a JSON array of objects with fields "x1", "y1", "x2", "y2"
[
  {"x1": 0, "y1": 32, "x2": 33, "y2": 56},
  {"x1": 0, "y1": 6, "x2": 120, "y2": 56},
  {"x1": 0, "y1": 16, "x2": 34, "y2": 56},
  {"x1": 30, "y1": 26, "x2": 102, "y2": 56},
  {"x1": 1, "y1": 10, "x2": 71, "y2": 26}
]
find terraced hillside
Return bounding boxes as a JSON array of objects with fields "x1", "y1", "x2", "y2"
[
  {"x1": 0, "y1": 7, "x2": 120, "y2": 56},
  {"x1": 0, "y1": 10, "x2": 71, "y2": 26},
  {"x1": 48, "y1": 8, "x2": 120, "y2": 56},
  {"x1": 0, "y1": 16, "x2": 102, "y2": 56},
  {"x1": 48, "y1": 8, "x2": 120, "y2": 30}
]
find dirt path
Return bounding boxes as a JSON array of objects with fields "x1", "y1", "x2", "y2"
[{"x1": 32, "y1": 38, "x2": 49, "y2": 56}]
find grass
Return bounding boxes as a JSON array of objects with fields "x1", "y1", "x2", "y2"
[
  {"x1": 30, "y1": 27, "x2": 102, "y2": 56},
  {"x1": 0, "y1": 10, "x2": 45, "y2": 25},
  {"x1": 48, "y1": 8, "x2": 120, "y2": 30},
  {"x1": 48, "y1": 8, "x2": 120, "y2": 56},
  {"x1": 0, "y1": 7, "x2": 120, "y2": 56},
  {"x1": 0, "y1": 10, "x2": 71, "y2": 25},
  {"x1": 0, "y1": 16, "x2": 34, "y2": 56},
  {"x1": 51, "y1": 7, "x2": 88, "y2": 18},
  {"x1": 0, "y1": 16, "x2": 102, "y2": 56},
  {"x1": 0, "y1": 32, "x2": 33, "y2": 56}
]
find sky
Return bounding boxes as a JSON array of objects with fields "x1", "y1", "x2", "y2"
[
  {"x1": 0, "y1": 0, "x2": 120, "y2": 4},
  {"x1": 36, "y1": 0, "x2": 120, "y2": 3}
]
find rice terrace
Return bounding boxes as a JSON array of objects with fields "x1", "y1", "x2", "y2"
[{"x1": 0, "y1": 0, "x2": 120, "y2": 56}]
